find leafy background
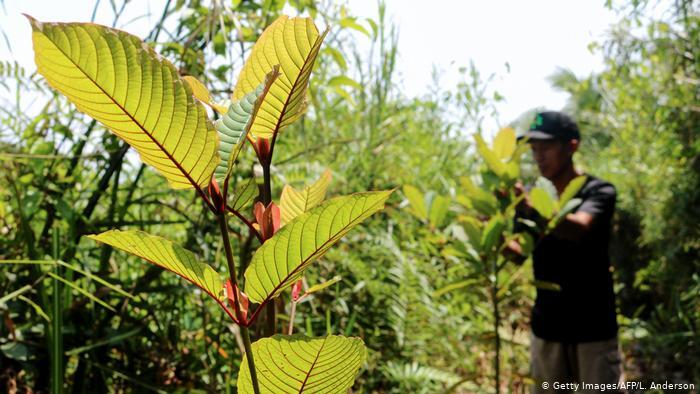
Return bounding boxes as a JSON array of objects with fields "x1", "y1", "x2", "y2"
[{"x1": 0, "y1": 0, "x2": 698, "y2": 392}]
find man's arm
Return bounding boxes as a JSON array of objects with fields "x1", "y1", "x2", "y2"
[
  {"x1": 550, "y1": 211, "x2": 595, "y2": 242},
  {"x1": 551, "y1": 181, "x2": 616, "y2": 242}
]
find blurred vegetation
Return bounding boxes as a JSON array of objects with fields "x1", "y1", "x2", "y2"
[{"x1": 0, "y1": 0, "x2": 697, "y2": 393}]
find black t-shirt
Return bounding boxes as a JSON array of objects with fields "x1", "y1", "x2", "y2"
[{"x1": 516, "y1": 174, "x2": 618, "y2": 343}]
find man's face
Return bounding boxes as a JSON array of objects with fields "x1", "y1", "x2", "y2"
[{"x1": 529, "y1": 139, "x2": 576, "y2": 179}]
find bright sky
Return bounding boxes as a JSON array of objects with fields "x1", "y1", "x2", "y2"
[
  {"x1": 349, "y1": 0, "x2": 618, "y2": 130},
  {"x1": 0, "y1": 0, "x2": 618, "y2": 131}
]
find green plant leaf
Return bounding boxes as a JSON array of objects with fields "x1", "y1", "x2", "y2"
[
  {"x1": 327, "y1": 75, "x2": 362, "y2": 90},
  {"x1": 505, "y1": 161, "x2": 520, "y2": 180},
  {"x1": 215, "y1": 68, "x2": 279, "y2": 184},
  {"x1": 244, "y1": 191, "x2": 392, "y2": 304},
  {"x1": 533, "y1": 280, "x2": 561, "y2": 292},
  {"x1": 433, "y1": 279, "x2": 478, "y2": 297},
  {"x1": 535, "y1": 177, "x2": 558, "y2": 205},
  {"x1": 559, "y1": 175, "x2": 587, "y2": 207},
  {"x1": 238, "y1": 334, "x2": 366, "y2": 393},
  {"x1": 28, "y1": 17, "x2": 219, "y2": 190},
  {"x1": 403, "y1": 185, "x2": 427, "y2": 220},
  {"x1": 339, "y1": 17, "x2": 371, "y2": 37},
  {"x1": 47, "y1": 272, "x2": 116, "y2": 312},
  {"x1": 458, "y1": 177, "x2": 498, "y2": 216},
  {"x1": 458, "y1": 216, "x2": 483, "y2": 250},
  {"x1": 480, "y1": 215, "x2": 505, "y2": 253},
  {"x1": 16, "y1": 295, "x2": 50, "y2": 322},
  {"x1": 303, "y1": 275, "x2": 342, "y2": 297},
  {"x1": 475, "y1": 134, "x2": 506, "y2": 176},
  {"x1": 530, "y1": 187, "x2": 556, "y2": 219},
  {"x1": 492, "y1": 127, "x2": 516, "y2": 159},
  {"x1": 279, "y1": 169, "x2": 332, "y2": 226},
  {"x1": 230, "y1": 177, "x2": 258, "y2": 211},
  {"x1": 548, "y1": 197, "x2": 583, "y2": 230},
  {"x1": 182, "y1": 75, "x2": 228, "y2": 114},
  {"x1": 323, "y1": 47, "x2": 347, "y2": 70},
  {"x1": 87, "y1": 230, "x2": 225, "y2": 305},
  {"x1": 232, "y1": 16, "x2": 328, "y2": 139},
  {"x1": 428, "y1": 195, "x2": 450, "y2": 228}
]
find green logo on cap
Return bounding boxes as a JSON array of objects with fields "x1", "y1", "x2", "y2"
[{"x1": 530, "y1": 114, "x2": 543, "y2": 130}]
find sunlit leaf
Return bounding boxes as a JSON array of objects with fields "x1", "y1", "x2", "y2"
[
  {"x1": 492, "y1": 127, "x2": 516, "y2": 159},
  {"x1": 279, "y1": 169, "x2": 332, "y2": 226},
  {"x1": 87, "y1": 230, "x2": 224, "y2": 304},
  {"x1": 238, "y1": 334, "x2": 365, "y2": 393},
  {"x1": 182, "y1": 75, "x2": 227, "y2": 114},
  {"x1": 505, "y1": 161, "x2": 520, "y2": 180},
  {"x1": 535, "y1": 177, "x2": 558, "y2": 204},
  {"x1": 244, "y1": 191, "x2": 392, "y2": 304},
  {"x1": 530, "y1": 187, "x2": 556, "y2": 219},
  {"x1": 28, "y1": 17, "x2": 219, "y2": 190},
  {"x1": 559, "y1": 175, "x2": 587, "y2": 207},
  {"x1": 403, "y1": 185, "x2": 427, "y2": 220},
  {"x1": 475, "y1": 134, "x2": 506, "y2": 176},
  {"x1": 232, "y1": 16, "x2": 328, "y2": 139}
]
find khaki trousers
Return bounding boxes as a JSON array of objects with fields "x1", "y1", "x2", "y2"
[{"x1": 530, "y1": 334, "x2": 625, "y2": 394}]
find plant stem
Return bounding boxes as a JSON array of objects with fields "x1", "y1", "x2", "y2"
[
  {"x1": 260, "y1": 161, "x2": 276, "y2": 337},
  {"x1": 288, "y1": 300, "x2": 297, "y2": 335},
  {"x1": 240, "y1": 325, "x2": 261, "y2": 394},
  {"x1": 51, "y1": 227, "x2": 63, "y2": 394},
  {"x1": 492, "y1": 257, "x2": 500, "y2": 394},
  {"x1": 217, "y1": 214, "x2": 261, "y2": 394}
]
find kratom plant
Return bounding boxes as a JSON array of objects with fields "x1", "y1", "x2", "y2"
[
  {"x1": 27, "y1": 14, "x2": 392, "y2": 393},
  {"x1": 404, "y1": 128, "x2": 585, "y2": 393}
]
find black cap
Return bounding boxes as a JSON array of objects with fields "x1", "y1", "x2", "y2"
[{"x1": 519, "y1": 111, "x2": 580, "y2": 141}]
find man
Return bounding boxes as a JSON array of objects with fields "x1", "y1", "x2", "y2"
[{"x1": 509, "y1": 111, "x2": 624, "y2": 393}]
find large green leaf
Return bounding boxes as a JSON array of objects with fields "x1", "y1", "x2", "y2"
[
  {"x1": 403, "y1": 185, "x2": 427, "y2": 221},
  {"x1": 530, "y1": 187, "x2": 556, "y2": 219},
  {"x1": 492, "y1": 127, "x2": 516, "y2": 160},
  {"x1": 87, "y1": 230, "x2": 224, "y2": 304},
  {"x1": 238, "y1": 334, "x2": 365, "y2": 393},
  {"x1": 279, "y1": 169, "x2": 332, "y2": 226},
  {"x1": 475, "y1": 134, "x2": 506, "y2": 176},
  {"x1": 28, "y1": 17, "x2": 219, "y2": 190},
  {"x1": 232, "y1": 16, "x2": 328, "y2": 139},
  {"x1": 214, "y1": 68, "x2": 279, "y2": 184},
  {"x1": 559, "y1": 175, "x2": 587, "y2": 207},
  {"x1": 244, "y1": 191, "x2": 392, "y2": 304}
]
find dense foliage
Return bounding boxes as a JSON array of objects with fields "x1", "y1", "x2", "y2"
[{"x1": 0, "y1": 0, "x2": 697, "y2": 393}]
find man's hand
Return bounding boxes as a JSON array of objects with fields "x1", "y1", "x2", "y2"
[
  {"x1": 514, "y1": 181, "x2": 533, "y2": 213},
  {"x1": 503, "y1": 239, "x2": 527, "y2": 265}
]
